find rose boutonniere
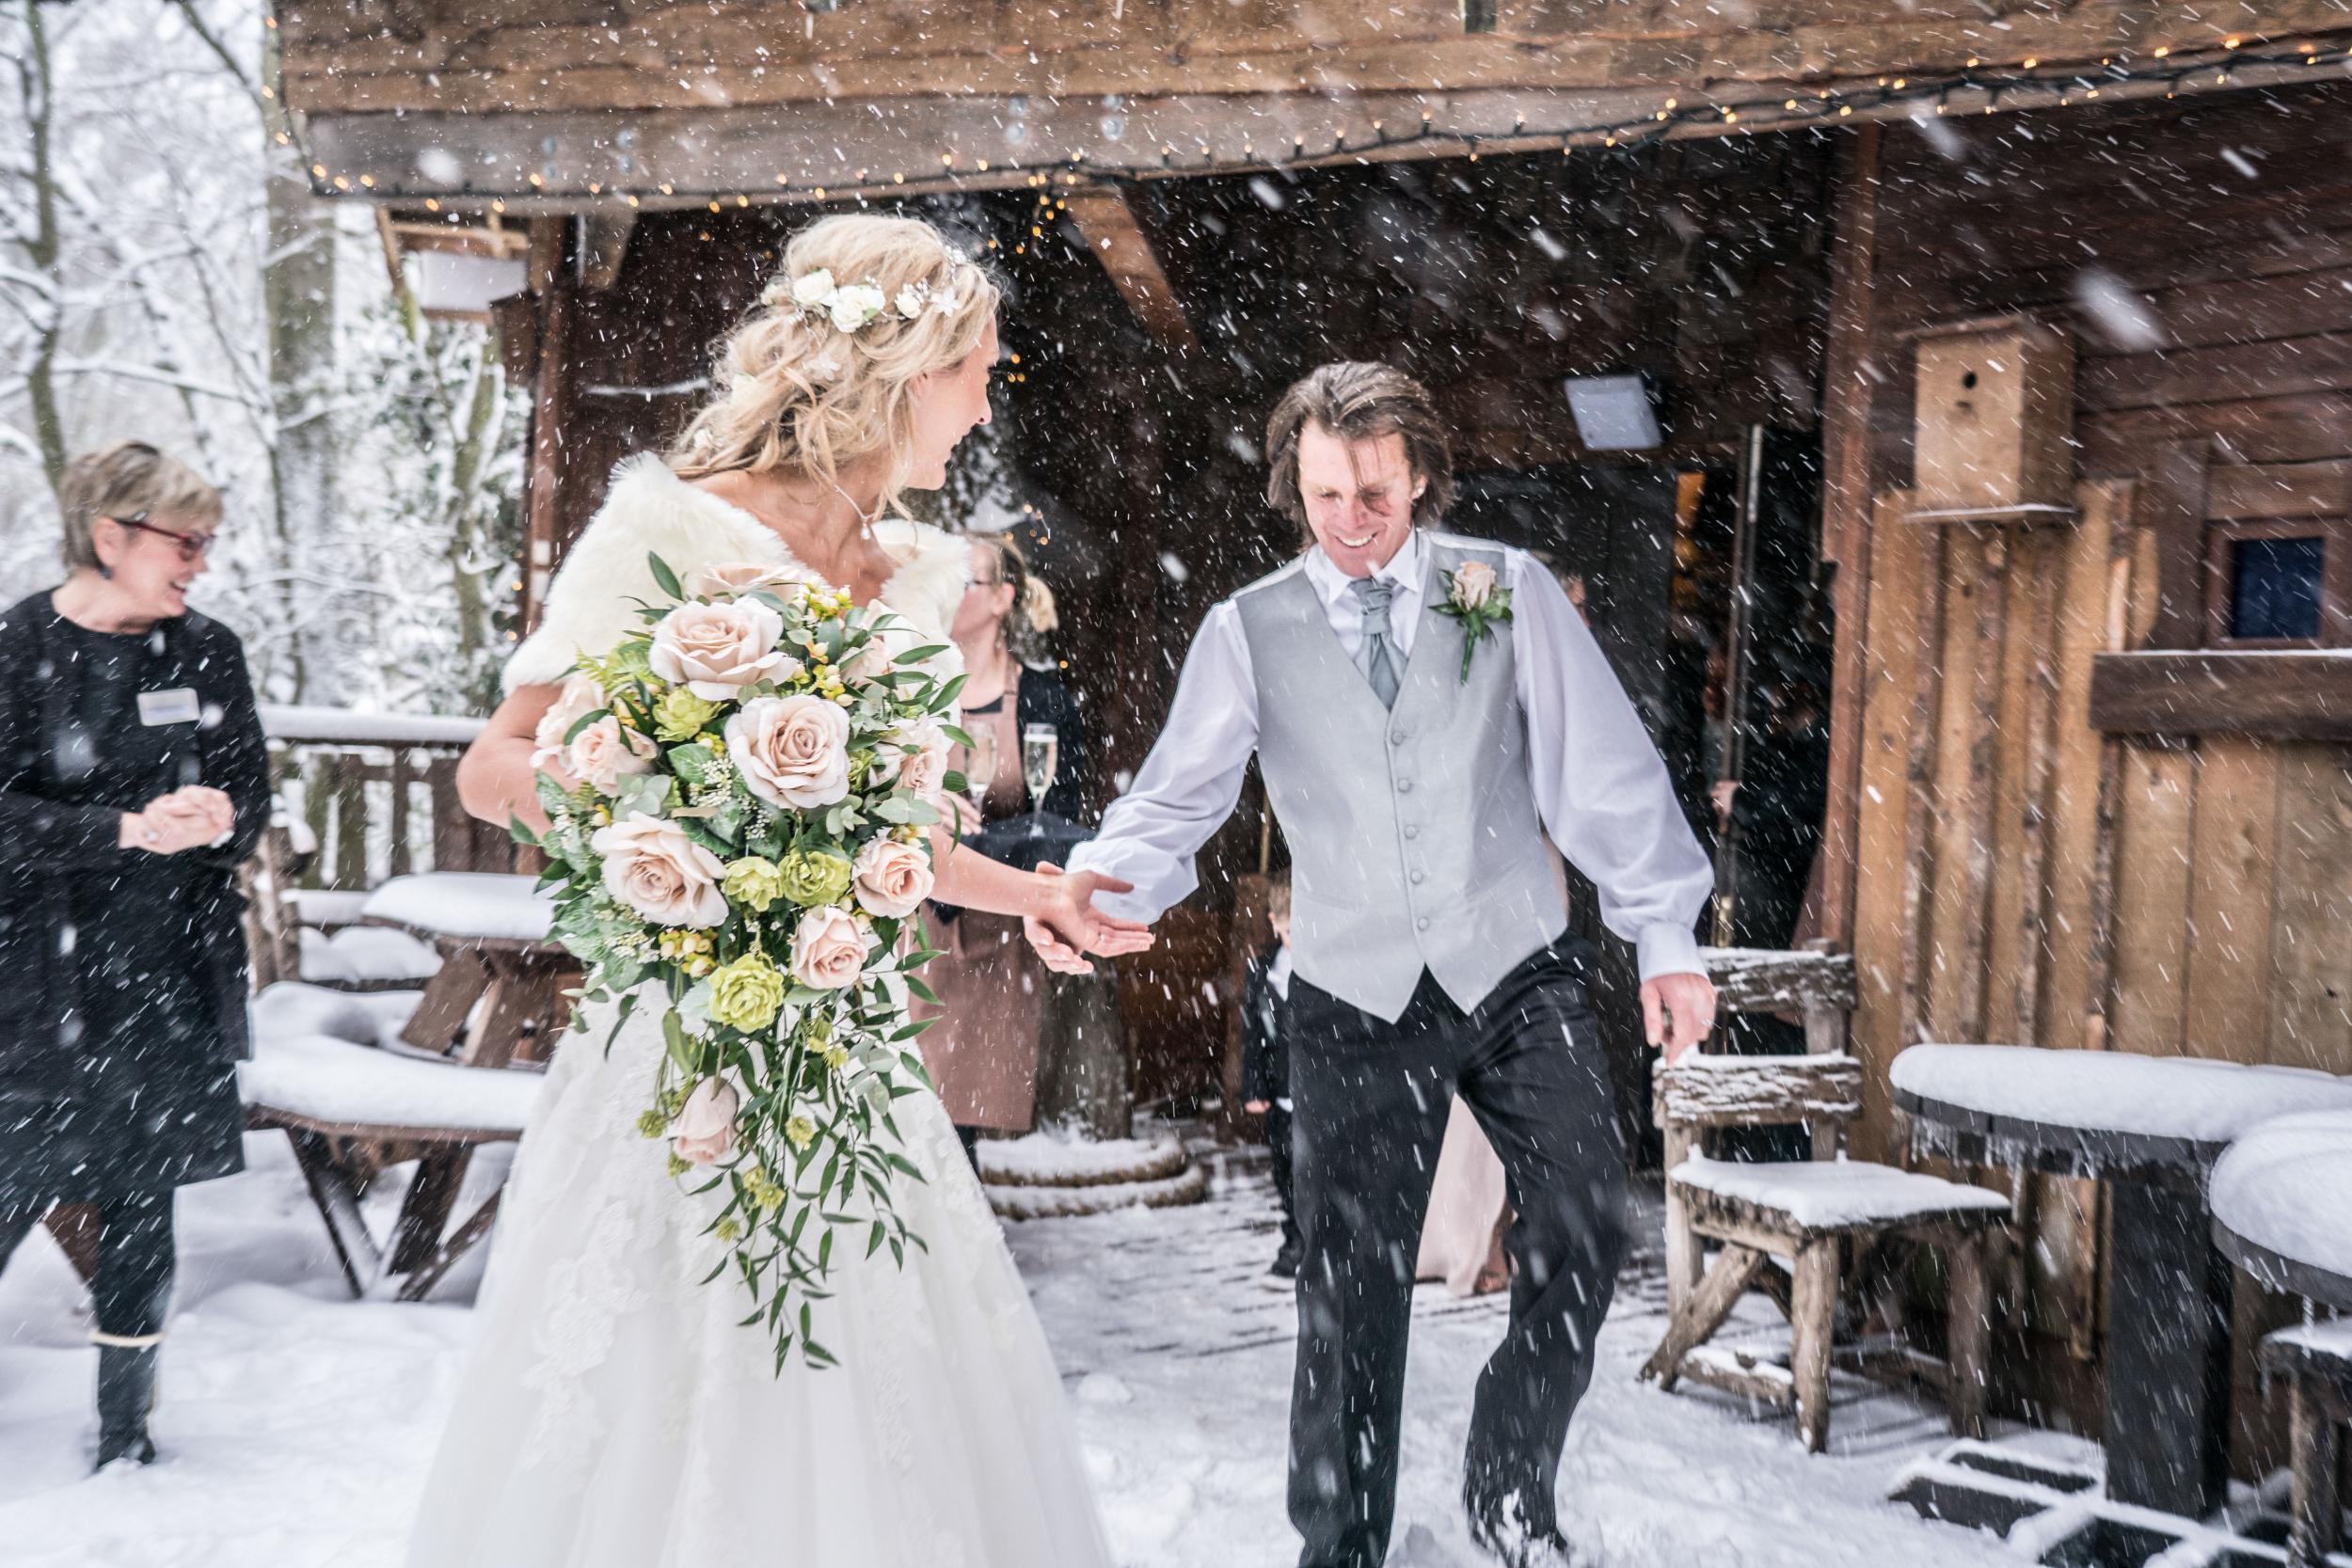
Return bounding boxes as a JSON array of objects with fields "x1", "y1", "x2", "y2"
[{"x1": 1434, "y1": 561, "x2": 1512, "y2": 683}]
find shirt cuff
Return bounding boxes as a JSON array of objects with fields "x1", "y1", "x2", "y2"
[
  {"x1": 1636, "y1": 922, "x2": 1708, "y2": 984},
  {"x1": 1060, "y1": 839, "x2": 1169, "y2": 925}
]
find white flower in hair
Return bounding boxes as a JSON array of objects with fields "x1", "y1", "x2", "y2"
[
  {"x1": 806, "y1": 352, "x2": 843, "y2": 380},
  {"x1": 894, "y1": 284, "x2": 929, "y2": 319},
  {"x1": 930, "y1": 290, "x2": 962, "y2": 316},
  {"x1": 827, "y1": 283, "x2": 888, "y2": 332},
  {"x1": 758, "y1": 275, "x2": 796, "y2": 309},
  {"x1": 790, "y1": 269, "x2": 837, "y2": 308}
]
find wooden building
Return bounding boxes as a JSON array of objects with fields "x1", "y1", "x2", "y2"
[{"x1": 283, "y1": 1, "x2": 2352, "y2": 1452}]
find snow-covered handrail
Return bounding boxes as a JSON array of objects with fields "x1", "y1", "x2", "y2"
[{"x1": 261, "y1": 705, "x2": 486, "y2": 747}]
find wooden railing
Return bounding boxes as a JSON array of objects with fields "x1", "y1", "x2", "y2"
[{"x1": 260, "y1": 705, "x2": 508, "y2": 890}]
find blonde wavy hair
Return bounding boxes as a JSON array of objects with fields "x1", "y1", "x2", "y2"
[{"x1": 668, "y1": 214, "x2": 1002, "y2": 512}]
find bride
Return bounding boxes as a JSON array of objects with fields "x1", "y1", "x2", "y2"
[{"x1": 407, "y1": 214, "x2": 1142, "y2": 1568}]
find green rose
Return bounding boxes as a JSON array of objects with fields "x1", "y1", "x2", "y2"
[
  {"x1": 708, "y1": 952, "x2": 787, "y2": 1033},
  {"x1": 653, "y1": 688, "x2": 723, "y2": 742},
  {"x1": 777, "y1": 847, "x2": 853, "y2": 907},
  {"x1": 723, "y1": 855, "x2": 788, "y2": 912}
]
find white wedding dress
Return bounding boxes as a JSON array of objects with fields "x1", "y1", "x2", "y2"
[{"x1": 406, "y1": 457, "x2": 1113, "y2": 1568}]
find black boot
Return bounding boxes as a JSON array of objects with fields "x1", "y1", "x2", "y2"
[{"x1": 94, "y1": 1344, "x2": 158, "y2": 1469}]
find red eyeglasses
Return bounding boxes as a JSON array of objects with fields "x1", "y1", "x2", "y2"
[{"x1": 105, "y1": 514, "x2": 215, "y2": 562}]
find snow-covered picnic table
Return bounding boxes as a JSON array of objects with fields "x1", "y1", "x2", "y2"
[
  {"x1": 2210, "y1": 1109, "x2": 2352, "y2": 1312},
  {"x1": 359, "y1": 872, "x2": 570, "y2": 1068},
  {"x1": 1893, "y1": 1042, "x2": 2352, "y2": 1522}
]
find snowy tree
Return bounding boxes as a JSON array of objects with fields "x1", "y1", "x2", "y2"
[{"x1": 0, "y1": 0, "x2": 524, "y2": 713}]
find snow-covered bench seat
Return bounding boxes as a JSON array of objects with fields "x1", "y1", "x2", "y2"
[
  {"x1": 359, "y1": 873, "x2": 571, "y2": 1066},
  {"x1": 241, "y1": 981, "x2": 541, "y2": 1303},
  {"x1": 1644, "y1": 1050, "x2": 2010, "y2": 1453}
]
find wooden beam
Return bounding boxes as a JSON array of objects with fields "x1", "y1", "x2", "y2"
[
  {"x1": 2088, "y1": 650, "x2": 2352, "y2": 739},
  {"x1": 1059, "y1": 185, "x2": 1199, "y2": 354},
  {"x1": 294, "y1": 40, "x2": 2347, "y2": 213},
  {"x1": 576, "y1": 211, "x2": 637, "y2": 292},
  {"x1": 278, "y1": 0, "x2": 2352, "y2": 115}
]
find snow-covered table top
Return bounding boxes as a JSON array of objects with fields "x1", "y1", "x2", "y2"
[
  {"x1": 1892, "y1": 1043, "x2": 2352, "y2": 1157},
  {"x1": 1674, "y1": 1155, "x2": 2010, "y2": 1231},
  {"x1": 2209, "y1": 1109, "x2": 2352, "y2": 1309},
  {"x1": 239, "y1": 1032, "x2": 539, "y2": 1136},
  {"x1": 360, "y1": 872, "x2": 556, "y2": 945}
]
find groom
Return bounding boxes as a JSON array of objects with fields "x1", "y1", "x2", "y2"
[{"x1": 1042, "y1": 362, "x2": 1717, "y2": 1568}]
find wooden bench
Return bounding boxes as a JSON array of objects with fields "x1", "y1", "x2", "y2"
[
  {"x1": 360, "y1": 872, "x2": 574, "y2": 1068},
  {"x1": 2211, "y1": 1109, "x2": 2352, "y2": 1566},
  {"x1": 1642, "y1": 1051, "x2": 2012, "y2": 1452},
  {"x1": 238, "y1": 1003, "x2": 540, "y2": 1302}
]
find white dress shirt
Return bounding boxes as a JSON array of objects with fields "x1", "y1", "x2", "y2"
[{"x1": 1069, "y1": 529, "x2": 1713, "y2": 983}]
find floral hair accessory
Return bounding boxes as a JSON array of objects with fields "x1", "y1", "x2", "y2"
[{"x1": 759, "y1": 266, "x2": 966, "y2": 334}]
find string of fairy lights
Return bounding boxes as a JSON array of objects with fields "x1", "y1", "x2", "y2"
[{"x1": 297, "y1": 30, "x2": 2352, "y2": 210}]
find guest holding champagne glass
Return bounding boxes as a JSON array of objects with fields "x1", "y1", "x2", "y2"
[{"x1": 922, "y1": 532, "x2": 1089, "y2": 1165}]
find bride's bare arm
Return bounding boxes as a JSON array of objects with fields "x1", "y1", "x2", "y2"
[
  {"x1": 458, "y1": 685, "x2": 562, "y2": 833},
  {"x1": 928, "y1": 832, "x2": 1153, "y2": 974}
]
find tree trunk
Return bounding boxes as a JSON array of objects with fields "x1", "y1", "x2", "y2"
[{"x1": 261, "y1": 21, "x2": 335, "y2": 700}]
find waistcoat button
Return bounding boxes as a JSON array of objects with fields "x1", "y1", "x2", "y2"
[
  {"x1": 1410, "y1": 870, "x2": 1425, "y2": 884},
  {"x1": 1403, "y1": 825, "x2": 1419, "y2": 839},
  {"x1": 1416, "y1": 916, "x2": 1431, "y2": 931},
  {"x1": 1396, "y1": 780, "x2": 1412, "y2": 794}
]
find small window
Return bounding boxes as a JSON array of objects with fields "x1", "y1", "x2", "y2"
[{"x1": 2229, "y1": 535, "x2": 2325, "y2": 641}]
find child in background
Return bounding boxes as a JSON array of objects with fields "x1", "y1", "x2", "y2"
[{"x1": 1240, "y1": 874, "x2": 1299, "y2": 1278}]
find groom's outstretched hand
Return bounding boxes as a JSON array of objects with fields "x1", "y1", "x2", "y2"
[
  {"x1": 1024, "y1": 863, "x2": 1155, "y2": 975},
  {"x1": 1644, "y1": 972, "x2": 1718, "y2": 1066}
]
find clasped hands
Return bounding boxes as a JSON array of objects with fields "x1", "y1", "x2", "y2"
[
  {"x1": 120, "y1": 785, "x2": 235, "y2": 855},
  {"x1": 1021, "y1": 863, "x2": 1153, "y2": 976}
]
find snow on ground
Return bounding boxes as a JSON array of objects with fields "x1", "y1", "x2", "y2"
[{"x1": 0, "y1": 1132, "x2": 2022, "y2": 1567}]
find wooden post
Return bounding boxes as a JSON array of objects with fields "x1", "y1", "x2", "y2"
[
  {"x1": 1816, "y1": 122, "x2": 1883, "y2": 948},
  {"x1": 1946, "y1": 1230, "x2": 1992, "y2": 1439},
  {"x1": 1791, "y1": 1238, "x2": 1842, "y2": 1453},
  {"x1": 1953, "y1": 524, "x2": 2009, "y2": 1043},
  {"x1": 1898, "y1": 522, "x2": 1950, "y2": 1048},
  {"x1": 2288, "y1": 1373, "x2": 2344, "y2": 1568},
  {"x1": 1661, "y1": 1122, "x2": 1704, "y2": 1315},
  {"x1": 387, "y1": 748, "x2": 413, "y2": 879}
]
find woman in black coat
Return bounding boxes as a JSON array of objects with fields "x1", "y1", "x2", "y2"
[{"x1": 0, "y1": 442, "x2": 270, "y2": 1467}]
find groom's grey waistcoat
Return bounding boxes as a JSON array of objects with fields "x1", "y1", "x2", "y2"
[{"x1": 1234, "y1": 534, "x2": 1566, "y2": 1023}]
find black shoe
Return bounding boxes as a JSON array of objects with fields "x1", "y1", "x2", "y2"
[
  {"x1": 94, "y1": 1345, "x2": 158, "y2": 1470},
  {"x1": 1466, "y1": 1496, "x2": 1577, "y2": 1568},
  {"x1": 1270, "y1": 1238, "x2": 1301, "y2": 1278}
]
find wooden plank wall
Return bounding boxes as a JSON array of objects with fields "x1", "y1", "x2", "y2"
[{"x1": 1836, "y1": 79, "x2": 2352, "y2": 1450}]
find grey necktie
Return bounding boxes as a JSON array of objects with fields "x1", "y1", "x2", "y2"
[{"x1": 1348, "y1": 576, "x2": 1402, "y2": 708}]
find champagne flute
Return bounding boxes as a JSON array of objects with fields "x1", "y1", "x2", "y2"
[
  {"x1": 961, "y1": 724, "x2": 997, "y2": 826},
  {"x1": 1022, "y1": 722, "x2": 1059, "y2": 836}
]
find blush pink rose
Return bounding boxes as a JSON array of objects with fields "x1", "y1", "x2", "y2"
[
  {"x1": 671, "y1": 1076, "x2": 739, "y2": 1165},
  {"x1": 851, "y1": 837, "x2": 935, "y2": 918},
  {"x1": 649, "y1": 599, "x2": 796, "y2": 700},
  {"x1": 875, "y1": 721, "x2": 951, "y2": 798},
  {"x1": 531, "y1": 673, "x2": 608, "y2": 772},
  {"x1": 789, "y1": 905, "x2": 868, "y2": 990},
  {"x1": 592, "y1": 813, "x2": 728, "y2": 927},
  {"x1": 1452, "y1": 560, "x2": 1499, "y2": 610},
  {"x1": 566, "y1": 714, "x2": 658, "y2": 796},
  {"x1": 686, "y1": 561, "x2": 811, "y2": 602},
  {"x1": 724, "y1": 694, "x2": 851, "y2": 810}
]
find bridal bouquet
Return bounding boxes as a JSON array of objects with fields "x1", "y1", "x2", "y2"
[{"x1": 514, "y1": 552, "x2": 965, "y2": 1371}]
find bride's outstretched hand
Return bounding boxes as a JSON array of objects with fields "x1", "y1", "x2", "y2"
[{"x1": 1024, "y1": 863, "x2": 1154, "y2": 974}]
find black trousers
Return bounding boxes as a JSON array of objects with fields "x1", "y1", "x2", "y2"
[
  {"x1": 1267, "y1": 1102, "x2": 1300, "y2": 1254},
  {"x1": 0, "y1": 1189, "x2": 177, "y2": 1340},
  {"x1": 1286, "y1": 944, "x2": 1625, "y2": 1568}
]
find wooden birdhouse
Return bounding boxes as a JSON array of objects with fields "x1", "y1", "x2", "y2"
[{"x1": 1909, "y1": 317, "x2": 2076, "y2": 518}]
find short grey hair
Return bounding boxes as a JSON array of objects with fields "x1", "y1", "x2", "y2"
[{"x1": 57, "y1": 441, "x2": 222, "y2": 573}]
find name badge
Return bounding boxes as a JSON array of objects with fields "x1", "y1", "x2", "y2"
[{"x1": 136, "y1": 688, "x2": 201, "y2": 727}]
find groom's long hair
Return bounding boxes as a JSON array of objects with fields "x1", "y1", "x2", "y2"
[{"x1": 1263, "y1": 362, "x2": 1454, "y2": 545}]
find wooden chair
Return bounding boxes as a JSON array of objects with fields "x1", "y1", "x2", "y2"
[
  {"x1": 2263, "y1": 1326, "x2": 2351, "y2": 1567},
  {"x1": 1641, "y1": 1052, "x2": 2011, "y2": 1452}
]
